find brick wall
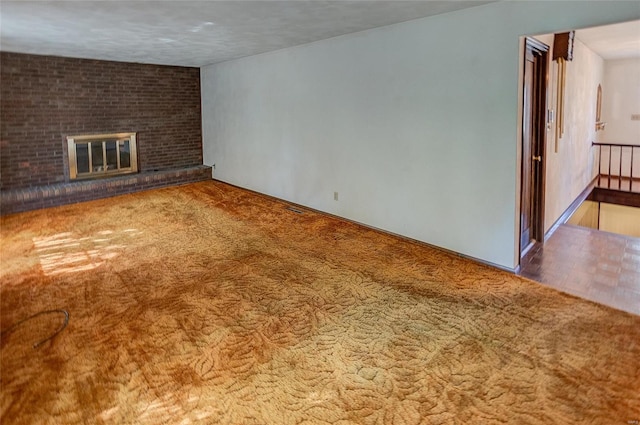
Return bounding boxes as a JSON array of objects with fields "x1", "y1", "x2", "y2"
[{"x1": 0, "y1": 52, "x2": 203, "y2": 190}]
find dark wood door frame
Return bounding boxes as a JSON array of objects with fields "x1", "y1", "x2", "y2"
[{"x1": 520, "y1": 37, "x2": 549, "y2": 258}]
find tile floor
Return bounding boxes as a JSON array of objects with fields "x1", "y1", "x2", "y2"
[{"x1": 519, "y1": 223, "x2": 640, "y2": 315}]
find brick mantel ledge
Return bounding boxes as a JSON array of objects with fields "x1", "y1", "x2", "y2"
[{"x1": 1, "y1": 165, "x2": 212, "y2": 215}]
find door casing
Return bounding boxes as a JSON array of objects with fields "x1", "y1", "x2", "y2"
[{"x1": 520, "y1": 37, "x2": 549, "y2": 258}]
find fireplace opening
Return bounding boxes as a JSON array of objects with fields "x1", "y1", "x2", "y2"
[{"x1": 67, "y1": 133, "x2": 138, "y2": 180}]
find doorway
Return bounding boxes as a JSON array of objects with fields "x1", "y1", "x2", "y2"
[{"x1": 520, "y1": 37, "x2": 549, "y2": 257}]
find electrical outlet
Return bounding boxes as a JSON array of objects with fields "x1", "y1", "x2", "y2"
[{"x1": 334, "y1": 192, "x2": 339, "y2": 201}]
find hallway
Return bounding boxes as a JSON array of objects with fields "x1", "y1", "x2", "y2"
[{"x1": 519, "y1": 223, "x2": 640, "y2": 315}]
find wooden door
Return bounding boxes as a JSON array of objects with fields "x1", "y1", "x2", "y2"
[{"x1": 520, "y1": 38, "x2": 548, "y2": 256}]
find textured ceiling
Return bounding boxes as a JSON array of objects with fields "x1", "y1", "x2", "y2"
[
  {"x1": 0, "y1": 1, "x2": 494, "y2": 67},
  {"x1": 576, "y1": 20, "x2": 640, "y2": 60}
]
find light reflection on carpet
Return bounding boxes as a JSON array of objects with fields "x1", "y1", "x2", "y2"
[{"x1": 33, "y1": 229, "x2": 142, "y2": 276}]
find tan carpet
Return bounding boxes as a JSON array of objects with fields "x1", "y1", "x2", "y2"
[{"x1": 1, "y1": 181, "x2": 639, "y2": 424}]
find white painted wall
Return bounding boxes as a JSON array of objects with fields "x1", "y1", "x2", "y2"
[
  {"x1": 567, "y1": 200, "x2": 599, "y2": 229},
  {"x1": 600, "y1": 58, "x2": 640, "y2": 145},
  {"x1": 600, "y1": 203, "x2": 640, "y2": 238},
  {"x1": 596, "y1": 58, "x2": 640, "y2": 179},
  {"x1": 201, "y1": 1, "x2": 640, "y2": 270},
  {"x1": 567, "y1": 201, "x2": 640, "y2": 238},
  {"x1": 544, "y1": 39, "x2": 604, "y2": 233}
]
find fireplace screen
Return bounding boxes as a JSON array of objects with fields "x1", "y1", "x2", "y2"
[{"x1": 67, "y1": 133, "x2": 138, "y2": 179}]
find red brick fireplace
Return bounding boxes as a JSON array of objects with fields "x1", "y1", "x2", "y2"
[{"x1": 0, "y1": 52, "x2": 211, "y2": 214}]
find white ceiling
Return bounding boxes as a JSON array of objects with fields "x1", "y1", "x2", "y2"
[
  {"x1": 576, "y1": 20, "x2": 640, "y2": 60},
  {"x1": 0, "y1": 1, "x2": 494, "y2": 67}
]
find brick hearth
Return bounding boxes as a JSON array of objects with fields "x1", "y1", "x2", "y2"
[{"x1": 1, "y1": 166, "x2": 212, "y2": 215}]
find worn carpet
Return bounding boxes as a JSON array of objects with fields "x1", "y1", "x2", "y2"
[{"x1": 1, "y1": 181, "x2": 639, "y2": 424}]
